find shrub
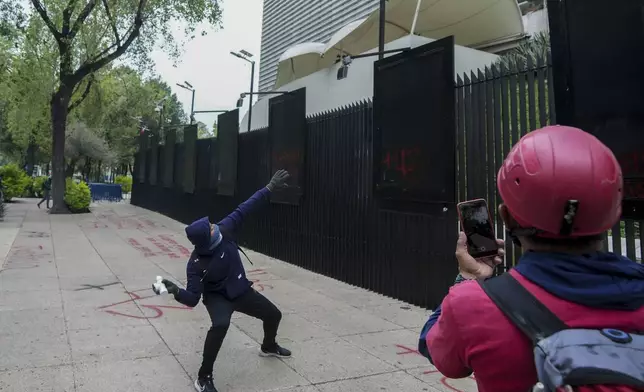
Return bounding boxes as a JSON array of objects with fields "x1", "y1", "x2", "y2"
[
  {"x1": 22, "y1": 177, "x2": 35, "y2": 197},
  {"x1": 64, "y1": 179, "x2": 91, "y2": 213},
  {"x1": 115, "y1": 175, "x2": 132, "y2": 194},
  {"x1": 33, "y1": 176, "x2": 47, "y2": 198},
  {"x1": 0, "y1": 164, "x2": 31, "y2": 202}
]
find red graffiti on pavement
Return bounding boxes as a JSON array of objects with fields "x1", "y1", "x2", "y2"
[
  {"x1": 98, "y1": 289, "x2": 192, "y2": 319},
  {"x1": 247, "y1": 269, "x2": 273, "y2": 292},
  {"x1": 127, "y1": 238, "x2": 158, "y2": 257},
  {"x1": 147, "y1": 237, "x2": 181, "y2": 259},
  {"x1": 158, "y1": 235, "x2": 192, "y2": 257},
  {"x1": 395, "y1": 344, "x2": 475, "y2": 392},
  {"x1": 6, "y1": 245, "x2": 51, "y2": 264}
]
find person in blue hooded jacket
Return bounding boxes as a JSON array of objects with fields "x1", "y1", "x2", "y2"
[{"x1": 162, "y1": 170, "x2": 291, "y2": 392}]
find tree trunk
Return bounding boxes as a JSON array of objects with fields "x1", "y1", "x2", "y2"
[
  {"x1": 97, "y1": 161, "x2": 102, "y2": 182},
  {"x1": 84, "y1": 157, "x2": 92, "y2": 182},
  {"x1": 65, "y1": 159, "x2": 77, "y2": 178},
  {"x1": 50, "y1": 87, "x2": 71, "y2": 214}
]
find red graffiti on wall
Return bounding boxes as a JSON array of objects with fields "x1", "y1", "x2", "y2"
[
  {"x1": 395, "y1": 344, "x2": 476, "y2": 392},
  {"x1": 382, "y1": 147, "x2": 422, "y2": 178},
  {"x1": 273, "y1": 150, "x2": 301, "y2": 186}
]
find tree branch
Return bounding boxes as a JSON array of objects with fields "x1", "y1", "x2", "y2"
[
  {"x1": 101, "y1": 0, "x2": 120, "y2": 46},
  {"x1": 62, "y1": 0, "x2": 79, "y2": 35},
  {"x1": 73, "y1": 0, "x2": 146, "y2": 80},
  {"x1": 30, "y1": 0, "x2": 63, "y2": 41},
  {"x1": 68, "y1": 76, "x2": 94, "y2": 112},
  {"x1": 69, "y1": 0, "x2": 99, "y2": 39}
]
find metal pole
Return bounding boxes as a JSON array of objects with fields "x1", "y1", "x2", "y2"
[
  {"x1": 378, "y1": 0, "x2": 386, "y2": 59},
  {"x1": 248, "y1": 61, "x2": 255, "y2": 133},
  {"x1": 190, "y1": 89, "x2": 196, "y2": 124}
]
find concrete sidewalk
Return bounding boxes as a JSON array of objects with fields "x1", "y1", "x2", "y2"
[{"x1": 0, "y1": 200, "x2": 476, "y2": 392}]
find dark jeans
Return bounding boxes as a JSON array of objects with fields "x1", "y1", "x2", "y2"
[
  {"x1": 38, "y1": 190, "x2": 50, "y2": 208},
  {"x1": 199, "y1": 288, "x2": 282, "y2": 378}
]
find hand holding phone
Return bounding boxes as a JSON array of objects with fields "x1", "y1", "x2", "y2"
[
  {"x1": 456, "y1": 199, "x2": 505, "y2": 279},
  {"x1": 457, "y1": 199, "x2": 499, "y2": 258}
]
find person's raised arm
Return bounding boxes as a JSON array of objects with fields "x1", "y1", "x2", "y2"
[{"x1": 218, "y1": 170, "x2": 290, "y2": 238}]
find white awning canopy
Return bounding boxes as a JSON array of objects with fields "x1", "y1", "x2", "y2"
[
  {"x1": 273, "y1": 0, "x2": 525, "y2": 89},
  {"x1": 274, "y1": 42, "x2": 326, "y2": 89},
  {"x1": 323, "y1": 0, "x2": 525, "y2": 59}
]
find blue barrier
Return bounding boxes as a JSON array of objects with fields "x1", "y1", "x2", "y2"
[{"x1": 88, "y1": 183, "x2": 123, "y2": 202}]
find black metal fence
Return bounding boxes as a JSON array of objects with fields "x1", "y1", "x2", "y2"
[
  {"x1": 456, "y1": 54, "x2": 642, "y2": 267},
  {"x1": 133, "y1": 53, "x2": 642, "y2": 310},
  {"x1": 133, "y1": 101, "x2": 458, "y2": 309}
]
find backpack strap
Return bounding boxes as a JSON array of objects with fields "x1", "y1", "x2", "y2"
[
  {"x1": 236, "y1": 246, "x2": 254, "y2": 266},
  {"x1": 478, "y1": 274, "x2": 568, "y2": 344},
  {"x1": 219, "y1": 226, "x2": 254, "y2": 265}
]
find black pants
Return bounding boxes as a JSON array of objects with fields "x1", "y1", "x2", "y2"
[
  {"x1": 38, "y1": 190, "x2": 50, "y2": 208},
  {"x1": 199, "y1": 288, "x2": 282, "y2": 378}
]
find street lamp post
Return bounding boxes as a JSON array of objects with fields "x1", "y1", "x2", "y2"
[
  {"x1": 176, "y1": 81, "x2": 196, "y2": 124},
  {"x1": 230, "y1": 50, "x2": 256, "y2": 133}
]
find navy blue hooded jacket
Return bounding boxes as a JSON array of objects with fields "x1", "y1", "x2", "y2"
[{"x1": 174, "y1": 187, "x2": 271, "y2": 307}]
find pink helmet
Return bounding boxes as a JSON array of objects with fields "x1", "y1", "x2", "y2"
[{"x1": 497, "y1": 125, "x2": 623, "y2": 238}]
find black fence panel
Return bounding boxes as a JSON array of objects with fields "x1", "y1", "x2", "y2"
[
  {"x1": 149, "y1": 135, "x2": 159, "y2": 186},
  {"x1": 208, "y1": 138, "x2": 219, "y2": 189},
  {"x1": 157, "y1": 145, "x2": 164, "y2": 187},
  {"x1": 164, "y1": 129, "x2": 176, "y2": 188},
  {"x1": 217, "y1": 109, "x2": 240, "y2": 196},
  {"x1": 183, "y1": 125, "x2": 197, "y2": 194},
  {"x1": 268, "y1": 88, "x2": 306, "y2": 205},
  {"x1": 195, "y1": 138, "x2": 212, "y2": 192},
  {"x1": 373, "y1": 37, "x2": 456, "y2": 204},
  {"x1": 549, "y1": 0, "x2": 644, "y2": 219},
  {"x1": 173, "y1": 144, "x2": 184, "y2": 192}
]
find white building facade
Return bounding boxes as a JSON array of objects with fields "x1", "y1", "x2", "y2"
[{"x1": 259, "y1": 0, "x2": 379, "y2": 92}]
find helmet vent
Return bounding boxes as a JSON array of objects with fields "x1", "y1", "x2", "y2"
[
  {"x1": 559, "y1": 200, "x2": 580, "y2": 236},
  {"x1": 515, "y1": 178, "x2": 521, "y2": 185}
]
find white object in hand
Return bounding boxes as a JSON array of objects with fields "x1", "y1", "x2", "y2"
[{"x1": 152, "y1": 275, "x2": 168, "y2": 295}]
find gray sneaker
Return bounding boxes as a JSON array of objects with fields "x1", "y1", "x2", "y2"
[{"x1": 194, "y1": 375, "x2": 217, "y2": 392}]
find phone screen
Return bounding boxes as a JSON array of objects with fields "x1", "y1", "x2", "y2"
[{"x1": 458, "y1": 200, "x2": 498, "y2": 258}]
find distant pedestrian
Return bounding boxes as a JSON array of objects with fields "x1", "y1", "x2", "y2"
[{"x1": 38, "y1": 176, "x2": 51, "y2": 209}]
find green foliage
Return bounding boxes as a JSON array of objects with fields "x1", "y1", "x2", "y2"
[
  {"x1": 114, "y1": 175, "x2": 132, "y2": 194},
  {"x1": 33, "y1": 175, "x2": 47, "y2": 198},
  {"x1": 66, "y1": 121, "x2": 113, "y2": 163},
  {"x1": 64, "y1": 179, "x2": 90, "y2": 213},
  {"x1": 496, "y1": 32, "x2": 550, "y2": 69},
  {"x1": 0, "y1": 163, "x2": 30, "y2": 201},
  {"x1": 9, "y1": 0, "x2": 223, "y2": 212},
  {"x1": 197, "y1": 121, "x2": 211, "y2": 139},
  {"x1": 22, "y1": 176, "x2": 34, "y2": 197},
  {"x1": 73, "y1": 67, "x2": 188, "y2": 170}
]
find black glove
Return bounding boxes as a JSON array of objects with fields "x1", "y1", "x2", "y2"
[
  {"x1": 267, "y1": 169, "x2": 290, "y2": 191},
  {"x1": 162, "y1": 279, "x2": 180, "y2": 295}
]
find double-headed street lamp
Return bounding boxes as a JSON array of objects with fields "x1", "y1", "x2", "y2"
[
  {"x1": 176, "y1": 81, "x2": 195, "y2": 124},
  {"x1": 230, "y1": 50, "x2": 255, "y2": 133}
]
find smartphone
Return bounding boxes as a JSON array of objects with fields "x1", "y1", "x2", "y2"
[{"x1": 457, "y1": 199, "x2": 499, "y2": 258}]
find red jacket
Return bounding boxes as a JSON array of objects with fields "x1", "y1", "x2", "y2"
[{"x1": 426, "y1": 270, "x2": 644, "y2": 392}]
